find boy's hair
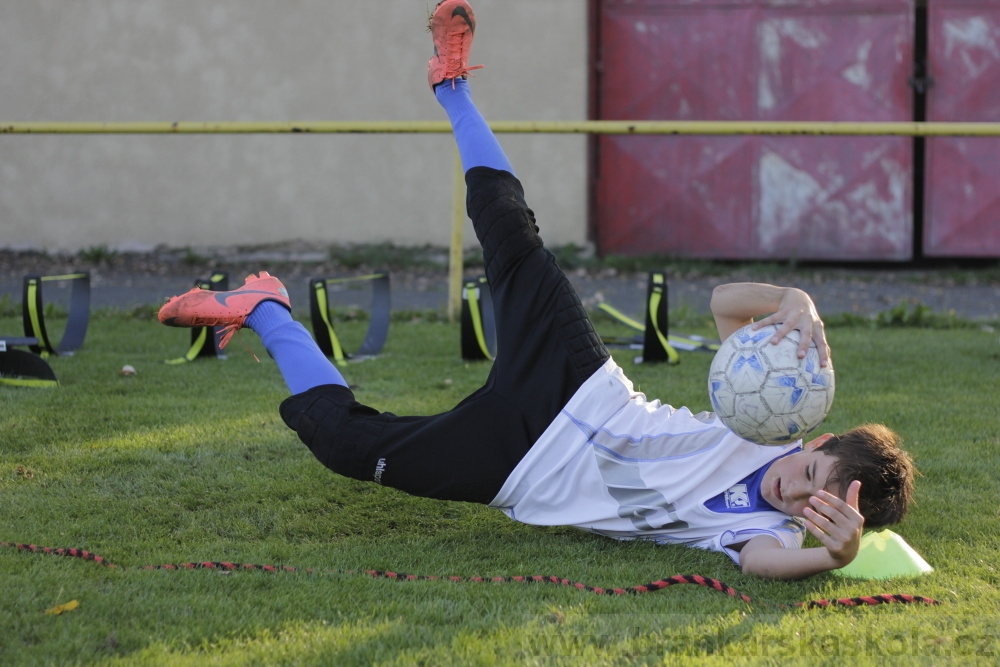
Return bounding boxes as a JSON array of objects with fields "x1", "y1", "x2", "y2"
[{"x1": 820, "y1": 423, "x2": 915, "y2": 528}]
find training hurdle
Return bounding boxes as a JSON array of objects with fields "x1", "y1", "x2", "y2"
[
  {"x1": 165, "y1": 272, "x2": 230, "y2": 364},
  {"x1": 21, "y1": 272, "x2": 91, "y2": 357},
  {"x1": 309, "y1": 272, "x2": 391, "y2": 362},
  {"x1": 5, "y1": 120, "x2": 1000, "y2": 321},
  {"x1": 0, "y1": 271, "x2": 92, "y2": 387},
  {"x1": 0, "y1": 338, "x2": 59, "y2": 388}
]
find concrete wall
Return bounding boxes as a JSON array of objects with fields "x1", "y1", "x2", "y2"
[{"x1": 0, "y1": 0, "x2": 588, "y2": 253}]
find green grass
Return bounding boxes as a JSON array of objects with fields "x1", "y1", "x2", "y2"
[{"x1": 2, "y1": 309, "x2": 999, "y2": 665}]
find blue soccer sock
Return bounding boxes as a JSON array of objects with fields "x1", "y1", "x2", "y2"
[
  {"x1": 245, "y1": 300, "x2": 347, "y2": 394},
  {"x1": 435, "y1": 78, "x2": 515, "y2": 175}
]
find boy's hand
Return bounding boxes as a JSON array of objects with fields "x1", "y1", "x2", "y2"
[
  {"x1": 751, "y1": 287, "x2": 831, "y2": 367},
  {"x1": 802, "y1": 480, "x2": 863, "y2": 567}
]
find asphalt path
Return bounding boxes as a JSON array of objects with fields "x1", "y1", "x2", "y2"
[{"x1": 2, "y1": 252, "x2": 999, "y2": 323}]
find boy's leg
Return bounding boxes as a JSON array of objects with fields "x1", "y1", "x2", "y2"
[
  {"x1": 462, "y1": 168, "x2": 610, "y2": 426},
  {"x1": 157, "y1": 272, "x2": 527, "y2": 503},
  {"x1": 246, "y1": 301, "x2": 347, "y2": 394},
  {"x1": 435, "y1": 80, "x2": 513, "y2": 175},
  {"x1": 431, "y1": 7, "x2": 610, "y2": 430},
  {"x1": 158, "y1": 273, "x2": 347, "y2": 394}
]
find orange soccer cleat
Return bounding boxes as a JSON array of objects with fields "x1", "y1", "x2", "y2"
[
  {"x1": 158, "y1": 271, "x2": 290, "y2": 349},
  {"x1": 427, "y1": 0, "x2": 483, "y2": 90}
]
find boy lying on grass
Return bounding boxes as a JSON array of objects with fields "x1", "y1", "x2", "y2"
[{"x1": 158, "y1": 0, "x2": 914, "y2": 580}]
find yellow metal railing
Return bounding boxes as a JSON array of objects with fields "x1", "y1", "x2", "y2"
[
  {"x1": 6, "y1": 119, "x2": 1000, "y2": 319},
  {"x1": 4, "y1": 120, "x2": 1000, "y2": 135}
]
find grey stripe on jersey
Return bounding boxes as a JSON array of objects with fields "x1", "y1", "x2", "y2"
[
  {"x1": 590, "y1": 420, "x2": 730, "y2": 462},
  {"x1": 595, "y1": 447, "x2": 689, "y2": 531}
]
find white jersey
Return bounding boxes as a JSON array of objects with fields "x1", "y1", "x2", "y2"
[{"x1": 490, "y1": 359, "x2": 806, "y2": 565}]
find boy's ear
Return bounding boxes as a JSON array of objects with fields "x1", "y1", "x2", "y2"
[{"x1": 804, "y1": 433, "x2": 835, "y2": 451}]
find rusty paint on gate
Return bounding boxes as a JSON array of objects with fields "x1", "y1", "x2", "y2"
[
  {"x1": 924, "y1": 1, "x2": 1000, "y2": 257},
  {"x1": 594, "y1": 0, "x2": 915, "y2": 260}
]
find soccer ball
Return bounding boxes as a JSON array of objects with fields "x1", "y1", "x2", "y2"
[{"x1": 708, "y1": 323, "x2": 835, "y2": 445}]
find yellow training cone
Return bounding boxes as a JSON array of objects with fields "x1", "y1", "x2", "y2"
[{"x1": 833, "y1": 529, "x2": 933, "y2": 580}]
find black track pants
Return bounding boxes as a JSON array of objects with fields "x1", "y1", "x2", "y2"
[{"x1": 279, "y1": 168, "x2": 610, "y2": 503}]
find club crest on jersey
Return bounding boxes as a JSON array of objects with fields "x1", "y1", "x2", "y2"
[{"x1": 724, "y1": 483, "x2": 751, "y2": 509}]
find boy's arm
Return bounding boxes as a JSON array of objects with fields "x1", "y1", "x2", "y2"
[
  {"x1": 710, "y1": 282, "x2": 831, "y2": 367},
  {"x1": 737, "y1": 481, "x2": 864, "y2": 580}
]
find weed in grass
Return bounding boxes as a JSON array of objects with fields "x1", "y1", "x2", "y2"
[
  {"x1": 824, "y1": 300, "x2": 981, "y2": 330},
  {"x1": 462, "y1": 248, "x2": 485, "y2": 270},
  {"x1": 180, "y1": 246, "x2": 208, "y2": 266},
  {"x1": 326, "y1": 243, "x2": 451, "y2": 271},
  {"x1": 42, "y1": 301, "x2": 68, "y2": 321},
  {"x1": 0, "y1": 293, "x2": 18, "y2": 318},
  {"x1": 824, "y1": 310, "x2": 875, "y2": 328},
  {"x1": 300, "y1": 305, "x2": 451, "y2": 326},
  {"x1": 548, "y1": 243, "x2": 596, "y2": 271},
  {"x1": 665, "y1": 301, "x2": 713, "y2": 330},
  {"x1": 76, "y1": 244, "x2": 119, "y2": 265},
  {"x1": 391, "y1": 309, "x2": 450, "y2": 324},
  {"x1": 874, "y1": 300, "x2": 965, "y2": 329}
]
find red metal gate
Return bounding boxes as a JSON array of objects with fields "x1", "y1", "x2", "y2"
[
  {"x1": 594, "y1": 0, "x2": 915, "y2": 260},
  {"x1": 924, "y1": 1, "x2": 1000, "y2": 257}
]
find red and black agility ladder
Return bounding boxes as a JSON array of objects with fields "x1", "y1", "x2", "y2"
[{"x1": 2, "y1": 541, "x2": 938, "y2": 610}]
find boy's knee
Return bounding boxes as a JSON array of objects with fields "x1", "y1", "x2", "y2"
[
  {"x1": 279, "y1": 385, "x2": 381, "y2": 481},
  {"x1": 465, "y1": 167, "x2": 543, "y2": 282}
]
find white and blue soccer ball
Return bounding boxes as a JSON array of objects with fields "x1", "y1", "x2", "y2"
[{"x1": 708, "y1": 323, "x2": 835, "y2": 445}]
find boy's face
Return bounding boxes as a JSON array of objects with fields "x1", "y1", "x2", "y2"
[{"x1": 761, "y1": 434, "x2": 842, "y2": 518}]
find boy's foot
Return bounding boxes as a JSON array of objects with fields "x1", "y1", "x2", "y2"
[
  {"x1": 158, "y1": 272, "x2": 290, "y2": 348},
  {"x1": 427, "y1": 0, "x2": 483, "y2": 90}
]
